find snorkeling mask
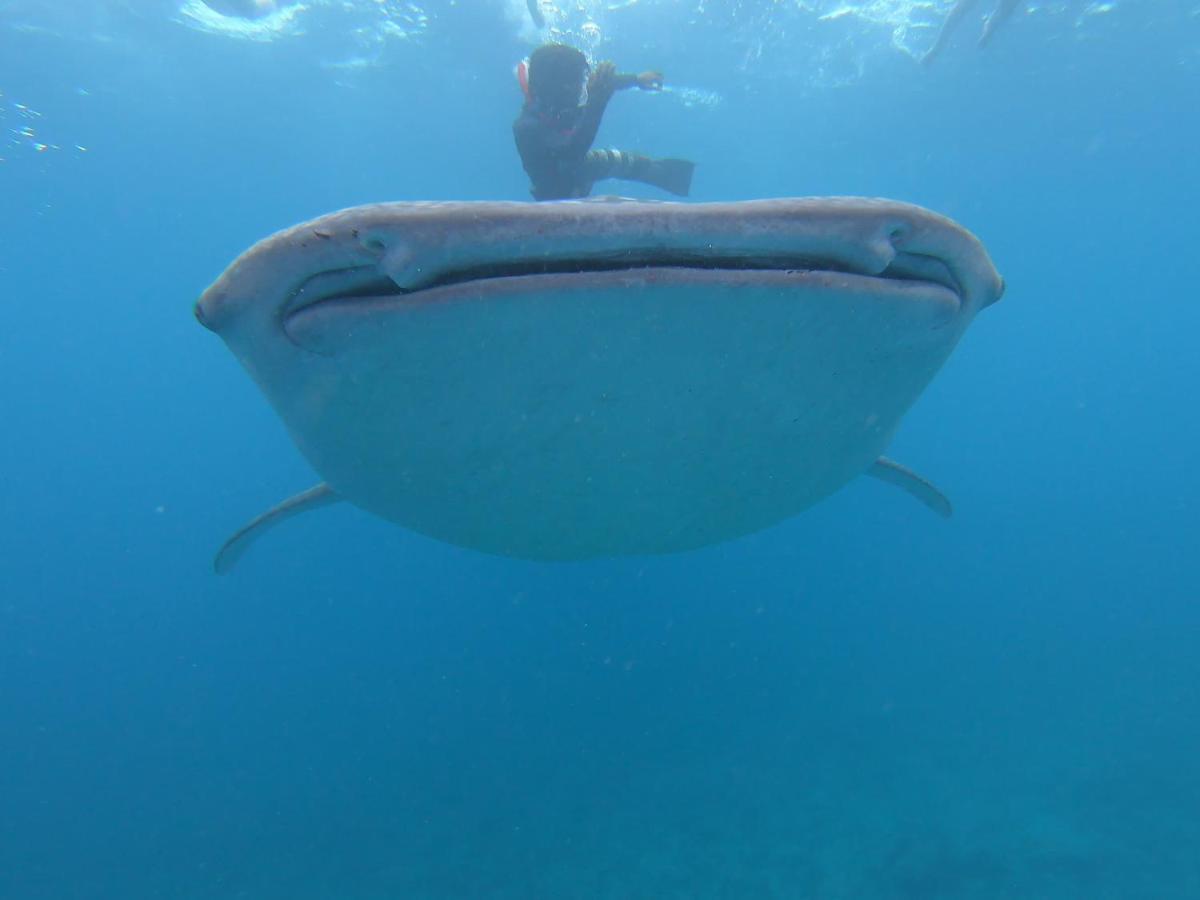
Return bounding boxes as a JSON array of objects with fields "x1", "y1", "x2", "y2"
[{"x1": 516, "y1": 54, "x2": 591, "y2": 108}]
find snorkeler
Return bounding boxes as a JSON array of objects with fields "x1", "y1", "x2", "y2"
[
  {"x1": 922, "y1": 0, "x2": 1020, "y2": 65},
  {"x1": 512, "y1": 43, "x2": 696, "y2": 201}
]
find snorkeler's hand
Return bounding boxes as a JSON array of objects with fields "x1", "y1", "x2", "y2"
[
  {"x1": 636, "y1": 71, "x2": 664, "y2": 91},
  {"x1": 588, "y1": 61, "x2": 619, "y2": 103}
]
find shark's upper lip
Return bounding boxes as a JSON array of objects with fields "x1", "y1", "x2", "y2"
[{"x1": 195, "y1": 198, "x2": 1005, "y2": 336}]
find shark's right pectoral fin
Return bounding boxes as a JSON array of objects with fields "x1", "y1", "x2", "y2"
[
  {"x1": 866, "y1": 457, "x2": 953, "y2": 518},
  {"x1": 213, "y1": 483, "x2": 342, "y2": 575}
]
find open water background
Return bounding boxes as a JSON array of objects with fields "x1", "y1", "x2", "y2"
[{"x1": 1, "y1": 1, "x2": 1198, "y2": 896}]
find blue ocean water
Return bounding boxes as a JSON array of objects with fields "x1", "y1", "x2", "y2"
[{"x1": 2, "y1": 0, "x2": 1198, "y2": 897}]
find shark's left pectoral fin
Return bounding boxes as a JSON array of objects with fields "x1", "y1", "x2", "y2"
[
  {"x1": 866, "y1": 457, "x2": 953, "y2": 518},
  {"x1": 213, "y1": 483, "x2": 343, "y2": 575}
]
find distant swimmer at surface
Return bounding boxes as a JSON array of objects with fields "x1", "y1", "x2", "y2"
[
  {"x1": 513, "y1": 43, "x2": 696, "y2": 201},
  {"x1": 922, "y1": 0, "x2": 1020, "y2": 65},
  {"x1": 198, "y1": 0, "x2": 279, "y2": 18},
  {"x1": 526, "y1": 0, "x2": 545, "y2": 29}
]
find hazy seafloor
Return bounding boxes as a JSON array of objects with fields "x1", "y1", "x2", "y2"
[{"x1": 2, "y1": 1, "x2": 1198, "y2": 897}]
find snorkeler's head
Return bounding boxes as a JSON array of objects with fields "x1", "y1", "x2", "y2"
[{"x1": 527, "y1": 43, "x2": 589, "y2": 110}]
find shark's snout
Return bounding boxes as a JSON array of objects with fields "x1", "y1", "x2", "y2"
[
  {"x1": 193, "y1": 298, "x2": 209, "y2": 330},
  {"x1": 195, "y1": 284, "x2": 241, "y2": 334}
]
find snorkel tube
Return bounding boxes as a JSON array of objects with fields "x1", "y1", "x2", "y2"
[{"x1": 515, "y1": 57, "x2": 531, "y2": 102}]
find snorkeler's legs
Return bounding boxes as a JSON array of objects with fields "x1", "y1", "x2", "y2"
[
  {"x1": 584, "y1": 149, "x2": 695, "y2": 197},
  {"x1": 632, "y1": 156, "x2": 695, "y2": 197},
  {"x1": 979, "y1": 0, "x2": 1020, "y2": 47}
]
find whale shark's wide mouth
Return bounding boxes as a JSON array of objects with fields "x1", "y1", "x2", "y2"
[
  {"x1": 280, "y1": 248, "x2": 966, "y2": 328},
  {"x1": 195, "y1": 199, "x2": 1006, "y2": 341}
]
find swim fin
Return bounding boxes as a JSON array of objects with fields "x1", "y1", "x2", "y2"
[{"x1": 632, "y1": 156, "x2": 695, "y2": 197}]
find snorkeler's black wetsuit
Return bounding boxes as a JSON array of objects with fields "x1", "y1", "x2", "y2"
[{"x1": 513, "y1": 74, "x2": 694, "y2": 201}]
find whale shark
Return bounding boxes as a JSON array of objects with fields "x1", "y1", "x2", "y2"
[{"x1": 195, "y1": 197, "x2": 1003, "y2": 573}]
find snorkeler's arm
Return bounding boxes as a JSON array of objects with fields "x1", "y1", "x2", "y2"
[
  {"x1": 614, "y1": 71, "x2": 663, "y2": 91},
  {"x1": 567, "y1": 96, "x2": 611, "y2": 156},
  {"x1": 564, "y1": 63, "x2": 621, "y2": 155},
  {"x1": 564, "y1": 62, "x2": 660, "y2": 155}
]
